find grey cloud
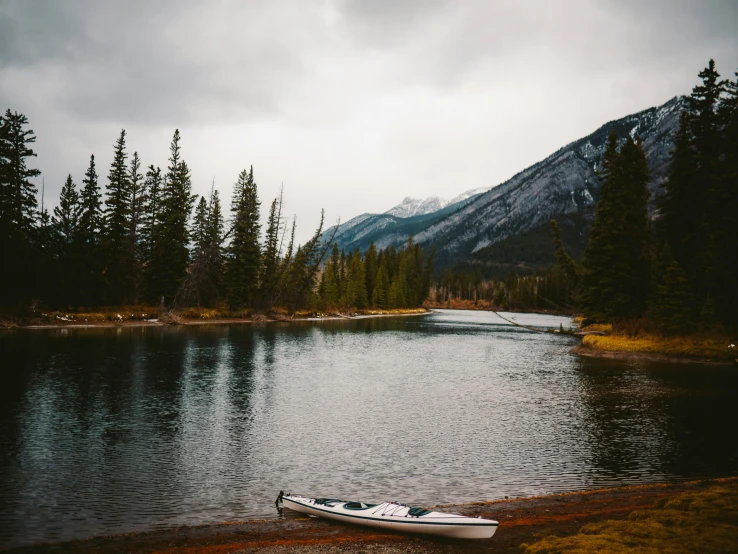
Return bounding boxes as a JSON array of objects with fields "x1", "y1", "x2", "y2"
[{"x1": 1, "y1": 0, "x2": 328, "y2": 124}]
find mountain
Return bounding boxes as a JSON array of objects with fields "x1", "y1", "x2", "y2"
[
  {"x1": 384, "y1": 187, "x2": 491, "y2": 218},
  {"x1": 326, "y1": 95, "x2": 686, "y2": 269},
  {"x1": 323, "y1": 186, "x2": 490, "y2": 252}
]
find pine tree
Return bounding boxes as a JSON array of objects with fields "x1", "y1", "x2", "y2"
[
  {"x1": 140, "y1": 165, "x2": 162, "y2": 278},
  {"x1": 79, "y1": 155, "x2": 103, "y2": 247},
  {"x1": 0, "y1": 110, "x2": 41, "y2": 308},
  {"x1": 581, "y1": 131, "x2": 623, "y2": 321},
  {"x1": 659, "y1": 60, "x2": 733, "y2": 328},
  {"x1": 364, "y1": 242, "x2": 378, "y2": 302},
  {"x1": 52, "y1": 175, "x2": 83, "y2": 305},
  {"x1": 148, "y1": 130, "x2": 196, "y2": 305},
  {"x1": 191, "y1": 196, "x2": 209, "y2": 257},
  {"x1": 582, "y1": 132, "x2": 651, "y2": 321},
  {"x1": 260, "y1": 193, "x2": 283, "y2": 306},
  {"x1": 181, "y1": 188, "x2": 224, "y2": 307},
  {"x1": 0, "y1": 110, "x2": 40, "y2": 240},
  {"x1": 53, "y1": 174, "x2": 81, "y2": 246},
  {"x1": 225, "y1": 167, "x2": 261, "y2": 308},
  {"x1": 103, "y1": 129, "x2": 134, "y2": 304},
  {"x1": 372, "y1": 263, "x2": 387, "y2": 308},
  {"x1": 618, "y1": 137, "x2": 651, "y2": 314},
  {"x1": 127, "y1": 151, "x2": 145, "y2": 302},
  {"x1": 77, "y1": 154, "x2": 104, "y2": 305}
]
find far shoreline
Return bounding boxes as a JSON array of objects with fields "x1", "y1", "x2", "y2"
[{"x1": 7, "y1": 308, "x2": 431, "y2": 331}]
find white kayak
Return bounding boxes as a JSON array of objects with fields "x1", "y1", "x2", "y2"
[{"x1": 277, "y1": 492, "x2": 498, "y2": 539}]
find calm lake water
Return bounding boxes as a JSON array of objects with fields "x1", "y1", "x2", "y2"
[{"x1": 1, "y1": 309, "x2": 737, "y2": 548}]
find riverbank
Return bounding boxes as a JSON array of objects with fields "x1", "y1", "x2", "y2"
[
  {"x1": 574, "y1": 323, "x2": 737, "y2": 365},
  {"x1": 7, "y1": 478, "x2": 736, "y2": 553},
  {"x1": 1, "y1": 307, "x2": 429, "y2": 330}
]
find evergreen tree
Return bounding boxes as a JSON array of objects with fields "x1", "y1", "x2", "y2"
[
  {"x1": 78, "y1": 155, "x2": 103, "y2": 248},
  {"x1": 140, "y1": 165, "x2": 162, "y2": 279},
  {"x1": 128, "y1": 151, "x2": 145, "y2": 302},
  {"x1": 0, "y1": 110, "x2": 40, "y2": 239},
  {"x1": 181, "y1": 188, "x2": 224, "y2": 307},
  {"x1": 53, "y1": 174, "x2": 81, "y2": 246},
  {"x1": 78, "y1": 154, "x2": 105, "y2": 304},
  {"x1": 659, "y1": 60, "x2": 735, "y2": 327},
  {"x1": 364, "y1": 242, "x2": 378, "y2": 302},
  {"x1": 582, "y1": 132, "x2": 651, "y2": 321},
  {"x1": 148, "y1": 130, "x2": 196, "y2": 304},
  {"x1": 103, "y1": 129, "x2": 134, "y2": 303},
  {"x1": 225, "y1": 167, "x2": 261, "y2": 308},
  {"x1": 52, "y1": 175, "x2": 82, "y2": 305},
  {"x1": 260, "y1": 193, "x2": 284, "y2": 306},
  {"x1": 372, "y1": 263, "x2": 388, "y2": 308},
  {"x1": 191, "y1": 196, "x2": 209, "y2": 257},
  {"x1": 0, "y1": 110, "x2": 41, "y2": 308}
]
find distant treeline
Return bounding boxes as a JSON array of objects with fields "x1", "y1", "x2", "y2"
[
  {"x1": 317, "y1": 239, "x2": 433, "y2": 310},
  {"x1": 428, "y1": 266, "x2": 575, "y2": 313},
  {"x1": 0, "y1": 117, "x2": 432, "y2": 314},
  {"x1": 554, "y1": 59, "x2": 738, "y2": 333}
]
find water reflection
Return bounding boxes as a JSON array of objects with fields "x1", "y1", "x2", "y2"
[{"x1": 1, "y1": 311, "x2": 737, "y2": 548}]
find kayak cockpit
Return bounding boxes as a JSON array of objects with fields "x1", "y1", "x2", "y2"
[{"x1": 343, "y1": 501, "x2": 378, "y2": 510}]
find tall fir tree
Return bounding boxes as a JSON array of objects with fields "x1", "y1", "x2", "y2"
[
  {"x1": 148, "y1": 130, "x2": 196, "y2": 304},
  {"x1": 53, "y1": 174, "x2": 81, "y2": 247},
  {"x1": 52, "y1": 175, "x2": 82, "y2": 305},
  {"x1": 103, "y1": 129, "x2": 135, "y2": 304},
  {"x1": 582, "y1": 132, "x2": 651, "y2": 321},
  {"x1": 259, "y1": 193, "x2": 284, "y2": 306},
  {"x1": 0, "y1": 110, "x2": 41, "y2": 308},
  {"x1": 128, "y1": 151, "x2": 144, "y2": 302},
  {"x1": 140, "y1": 164, "x2": 162, "y2": 292},
  {"x1": 225, "y1": 167, "x2": 261, "y2": 308},
  {"x1": 77, "y1": 154, "x2": 105, "y2": 305}
]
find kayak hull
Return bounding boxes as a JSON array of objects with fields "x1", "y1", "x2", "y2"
[{"x1": 282, "y1": 495, "x2": 498, "y2": 539}]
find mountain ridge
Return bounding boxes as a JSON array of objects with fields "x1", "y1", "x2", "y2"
[{"x1": 325, "y1": 95, "x2": 686, "y2": 267}]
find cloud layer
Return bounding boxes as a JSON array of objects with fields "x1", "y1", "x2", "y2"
[{"x1": 2, "y1": 0, "x2": 737, "y2": 242}]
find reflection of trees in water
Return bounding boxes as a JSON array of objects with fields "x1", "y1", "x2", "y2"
[{"x1": 574, "y1": 356, "x2": 738, "y2": 484}]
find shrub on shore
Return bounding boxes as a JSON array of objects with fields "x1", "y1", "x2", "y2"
[{"x1": 523, "y1": 480, "x2": 738, "y2": 553}]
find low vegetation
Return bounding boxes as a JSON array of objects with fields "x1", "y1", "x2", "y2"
[
  {"x1": 582, "y1": 330, "x2": 736, "y2": 361},
  {"x1": 522, "y1": 479, "x2": 738, "y2": 553}
]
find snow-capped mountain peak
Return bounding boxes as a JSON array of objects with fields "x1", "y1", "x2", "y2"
[{"x1": 384, "y1": 196, "x2": 447, "y2": 218}]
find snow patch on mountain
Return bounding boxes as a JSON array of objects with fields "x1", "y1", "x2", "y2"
[{"x1": 384, "y1": 187, "x2": 492, "y2": 218}]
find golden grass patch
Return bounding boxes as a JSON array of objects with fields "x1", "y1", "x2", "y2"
[
  {"x1": 582, "y1": 333, "x2": 735, "y2": 360},
  {"x1": 522, "y1": 481, "x2": 738, "y2": 553}
]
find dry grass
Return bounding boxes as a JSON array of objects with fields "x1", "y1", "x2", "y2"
[
  {"x1": 158, "y1": 310, "x2": 185, "y2": 325},
  {"x1": 424, "y1": 298, "x2": 495, "y2": 310},
  {"x1": 522, "y1": 481, "x2": 738, "y2": 553},
  {"x1": 582, "y1": 323, "x2": 614, "y2": 334},
  {"x1": 582, "y1": 333, "x2": 735, "y2": 360}
]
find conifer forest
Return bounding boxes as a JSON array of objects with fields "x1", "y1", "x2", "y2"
[{"x1": 0, "y1": 121, "x2": 432, "y2": 314}]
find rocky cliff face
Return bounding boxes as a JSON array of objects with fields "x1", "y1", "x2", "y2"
[{"x1": 327, "y1": 95, "x2": 686, "y2": 265}]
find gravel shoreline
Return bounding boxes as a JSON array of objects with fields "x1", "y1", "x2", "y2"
[{"x1": 7, "y1": 479, "x2": 735, "y2": 553}]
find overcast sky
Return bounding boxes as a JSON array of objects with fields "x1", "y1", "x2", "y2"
[{"x1": 2, "y1": 0, "x2": 737, "y2": 243}]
